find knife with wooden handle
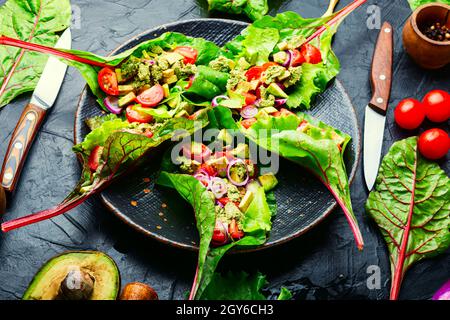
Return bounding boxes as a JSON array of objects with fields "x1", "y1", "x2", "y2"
[
  {"x1": 0, "y1": 29, "x2": 71, "y2": 194},
  {"x1": 363, "y1": 21, "x2": 394, "y2": 190}
]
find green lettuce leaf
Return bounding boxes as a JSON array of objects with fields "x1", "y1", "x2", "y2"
[
  {"x1": 225, "y1": 10, "x2": 341, "y2": 109},
  {"x1": 53, "y1": 32, "x2": 223, "y2": 109},
  {"x1": 157, "y1": 170, "x2": 273, "y2": 299},
  {"x1": 208, "y1": 106, "x2": 363, "y2": 249},
  {"x1": 407, "y1": 0, "x2": 449, "y2": 11},
  {"x1": 186, "y1": 65, "x2": 229, "y2": 100},
  {"x1": 365, "y1": 137, "x2": 450, "y2": 300},
  {"x1": 207, "y1": 0, "x2": 269, "y2": 21},
  {"x1": 0, "y1": 0, "x2": 72, "y2": 107}
]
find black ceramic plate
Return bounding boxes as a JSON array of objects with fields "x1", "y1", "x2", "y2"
[{"x1": 74, "y1": 19, "x2": 361, "y2": 252}]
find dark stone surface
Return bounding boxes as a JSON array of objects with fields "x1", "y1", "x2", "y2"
[{"x1": 0, "y1": 0, "x2": 448, "y2": 300}]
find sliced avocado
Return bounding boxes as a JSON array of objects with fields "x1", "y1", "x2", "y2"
[
  {"x1": 258, "y1": 173, "x2": 278, "y2": 192},
  {"x1": 277, "y1": 41, "x2": 289, "y2": 51},
  {"x1": 217, "y1": 129, "x2": 233, "y2": 145},
  {"x1": 162, "y1": 68, "x2": 174, "y2": 79},
  {"x1": 231, "y1": 143, "x2": 249, "y2": 159},
  {"x1": 273, "y1": 51, "x2": 288, "y2": 64},
  {"x1": 239, "y1": 189, "x2": 254, "y2": 212},
  {"x1": 175, "y1": 110, "x2": 188, "y2": 118},
  {"x1": 118, "y1": 84, "x2": 134, "y2": 95},
  {"x1": 142, "y1": 49, "x2": 151, "y2": 59},
  {"x1": 23, "y1": 251, "x2": 120, "y2": 300},
  {"x1": 115, "y1": 68, "x2": 124, "y2": 83},
  {"x1": 237, "y1": 57, "x2": 250, "y2": 70},
  {"x1": 220, "y1": 99, "x2": 242, "y2": 109},
  {"x1": 267, "y1": 83, "x2": 288, "y2": 98},
  {"x1": 118, "y1": 92, "x2": 137, "y2": 107},
  {"x1": 162, "y1": 83, "x2": 170, "y2": 98},
  {"x1": 206, "y1": 156, "x2": 228, "y2": 171},
  {"x1": 164, "y1": 52, "x2": 184, "y2": 65},
  {"x1": 167, "y1": 94, "x2": 181, "y2": 109},
  {"x1": 164, "y1": 74, "x2": 178, "y2": 85}
]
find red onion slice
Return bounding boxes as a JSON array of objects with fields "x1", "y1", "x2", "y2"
[
  {"x1": 209, "y1": 177, "x2": 228, "y2": 199},
  {"x1": 275, "y1": 98, "x2": 287, "y2": 107},
  {"x1": 227, "y1": 159, "x2": 249, "y2": 187},
  {"x1": 240, "y1": 105, "x2": 258, "y2": 119},
  {"x1": 211, "y1": 95, "x2": 229, "y2": 107},
  {"x1": 103, "y1": 96, "x2": 122, "y2": 114},
  {"x1": 433, "y1": 280, "x2": 450, "y2": 300},
  {"x1": 282, "y1": 50, "x2": 292, "y2": 67}
]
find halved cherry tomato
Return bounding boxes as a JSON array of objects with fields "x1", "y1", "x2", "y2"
[
  {"x1": 217, "y1": 197, "x2": 239, "y2": 207},
  {"x1": 300, "y1": 43, "x2": 322, "y2": 64},
  {"x1": 212, "y1": 221, "x2": 229, "y2": 246},
  {"x1": 143, "y1": 129, "x2": 154, "y2": 138},
  {"x1": 98, "y1": 67, "x2": 119, "y2": 96},
  {"x1": 174, "y1": 46, "x2": 198, "y2": 65},
  {"x1": 200, "y1": 163, "x2": 217, "y2": 176},
  {"x1": 136, "y1": 84, "x2": 164, "y2": 107},
  {"x1": 241, "y1": 118, "x2": 257, "y2": 129},
  {"x1": 245, "y1": 66, "x2": 263, "y2": 81},
  {"x1": 229, "y1": 219, "x2": 244, "y2": 240},
  {"x1": 261, "y1": 62, "x2": 279, "y2": 71},
  {"x1": 422, "y1": 90, "x2": 450, "y2": 123},
  {"x1": 243, "y1": 92, "x2": 257, "y2": 106},
  {"x1": 418, "y1": 128, "x2": 450, "y2": 160},
  {"x1": 126, "y1": 105, "x2": 154, "y2": 123},
  {"x1": 394, "y1": 98, "x2": 425, "y2": 130},
  {"x1": 290, "y1": 49, "x2": 306, "y2": 67},
  {"x1": 88, "y1": 146, "x2": 104, "y2": 172}
]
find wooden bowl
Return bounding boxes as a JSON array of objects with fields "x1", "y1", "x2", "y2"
[{"x1": 402, "y1": 3, "x2": 450, "y2": 69}]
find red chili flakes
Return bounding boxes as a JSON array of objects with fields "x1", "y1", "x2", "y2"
[
  {"x1": 143, "y1": 188, "x2": 151, "y2": 194},
  {"x1": 156, "y1": 225, "x2": 162, "y2": 230},
  {"x1": 130, "y1": 200, "x2": 138, "y2": 207},
  {"x1": 143, "y1": 177, "x2": 151, "y2": 183}
]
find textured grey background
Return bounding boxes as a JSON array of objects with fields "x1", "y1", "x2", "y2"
[{"x1": 0, "y1": 0, "x2": 448, "y2": 300}]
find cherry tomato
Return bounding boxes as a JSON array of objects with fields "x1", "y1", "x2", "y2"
[
  {"x1": 422, "y1": 90, "x2": 450, "y2": 123},
  {"x1": 290, "y1": 49, "x2": 306, "y2": 67},
  {"x1": 229, "y1": 219, "x2": 244, "y2": 240},
  {"x1": 394, "y1": 98, "x2": 425, "y2": 130},
  {"x1": 182, "y1": 143, "x2": 211, "y2": 162},
  {"x1": 217, "y1": 197, "x2": 240, "y2": 207},
  {"x1": 418, "y1": 128, "x2": 450, "y2": 160},
  {"x1": 143, "y1": 129, "x2": 154, "y2": 138},
  {"x1": 245, "y1": 66, "x2": 263, "y2": 81},
  {"x1": 136, "y1": 84, "x2": 164, "y2": 107},
  {"x1": 126, "y1": 105, "x2": 154, "y2": 123},
  {"x1": 88, "y1": 146, "x2": 104, "y2": 172},
  {"x1": 241, "y1": 118, "x2": 257, "y2": 129},
  {"x1": 98, "y1": 68, "x2": 119, "y2": 96},
  {"x1": 243, "y1": 92, "x2": 257, "y2": 106},
  {"x1": 300, "y1": 43, "x2": 322, "y2": 64},
  {"x1": 199, "y1": 163, "x2": 217, "y2": 177},
  {"x1": 173, "y1": 46, "x2": 198, "y2": 65}
]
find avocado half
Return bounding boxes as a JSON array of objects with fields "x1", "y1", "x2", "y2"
[{"x1": 23, "y1": 251, "x2": 120, "y2": 300}]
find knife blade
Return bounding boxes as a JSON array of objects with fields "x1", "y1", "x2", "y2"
[
  {"x1": 363, "y1": 22, "x2": 393, "y2": 191},
  {"x1": 0, "y1": 28, "x2": 72, "y2": 194}
]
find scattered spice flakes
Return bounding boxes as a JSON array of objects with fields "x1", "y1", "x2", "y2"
[
  {"x1": 143, "y1": 188, "x2": 151, "y2": 194},
  {"x1": 163, "y1": 218, "x2": 168, "y2": 222},
  {"x1": 191, "y1": 241, "x2": 197, "y2": 245},
  {"x1": 130, "y1": 200, "x2": 138, "y2": 207},
  {"x1": 161, "y1": 203, "x2": 167, "y2": 208},
  {"x1": 156, "y1": 225, "x2": 162, "y2": 230},
  {"x1": 143, "y1": 177, "x2": 151, "y2": 183},
  {"x1": 158, "y1": 212, "x2": 164, "y2": 217}
]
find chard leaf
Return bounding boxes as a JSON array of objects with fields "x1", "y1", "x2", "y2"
[
  {"x1": 207, "y1": 0, "x2": 269, "y2": 21},
  {"x1": 1, "y1": 111, "x2": 209, "y2": 232},
  {"x1": 0, "y1": 0, "x2": 72, "y2": 107},
  {"x1": 157, "y1": 170, "x2": 272, "y2": 299},
  {"x1": 407, "y1": 0, "x2": 448, "y2": 10},
  {"x1": 200, "y1": 271, "x2": 268, "y2": 300},
  {"x1": 365, "y1": 137, "x2": 450, "y2": 300}
]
